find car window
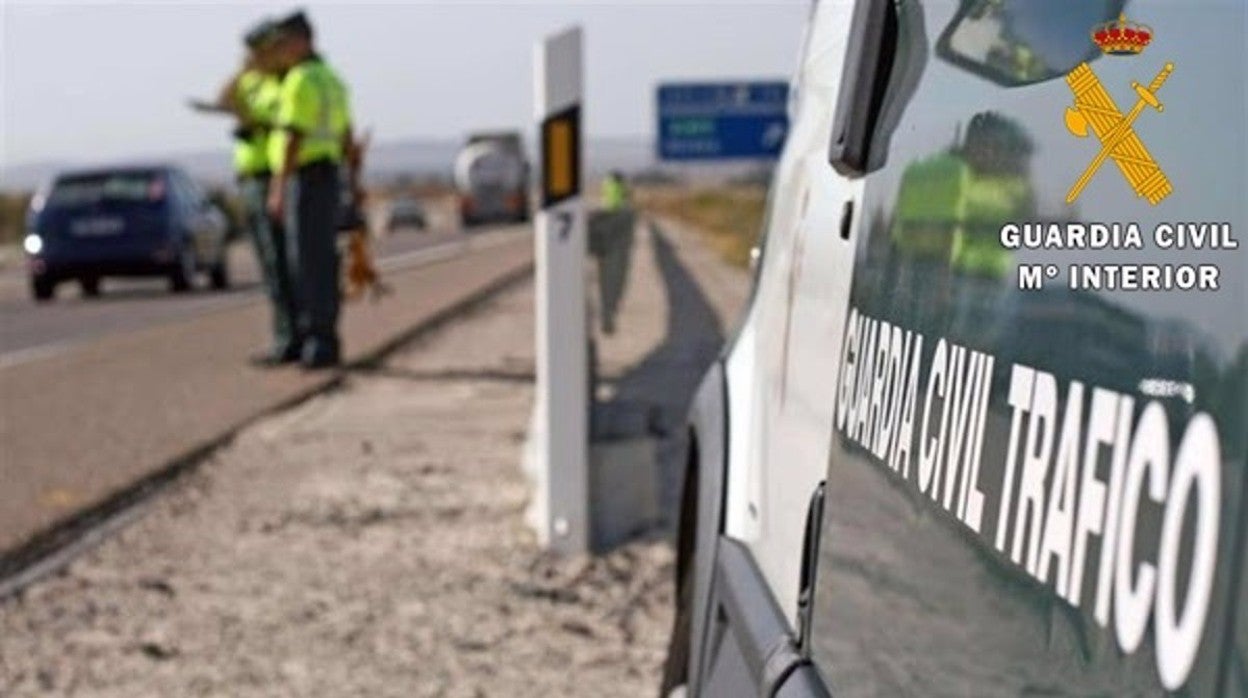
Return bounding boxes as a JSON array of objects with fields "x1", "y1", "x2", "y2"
[
  {"x1": 811, "y1": 0, "x2": 1245, "y2": 695},
  {"x1": 45, "y1": 171, "x2": 166, "y2": 211},
  {"x1": 176, "y1": 173, "x2": 203, "y2": 209},
  {"x1": 182, "y1": 174, "x2": 207, "y2": 206},
  {"x1": 169, "y1": 172, "x2": 207, "y2": 216}
]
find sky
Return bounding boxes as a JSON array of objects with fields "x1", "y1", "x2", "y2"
[{"x1": 0, "y1": 1, "x2": 810, "y2": 171}]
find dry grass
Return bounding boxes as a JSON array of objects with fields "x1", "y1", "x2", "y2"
[
  {"x1": 0, "y1": 192, "x2": 33, "y2": 245},
  {"x1": 634, "y1": 184, "x2": 767, "y2": 269}
]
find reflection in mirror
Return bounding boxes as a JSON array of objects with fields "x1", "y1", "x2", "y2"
[{"x1": 939, "y1": 0, "x2": 1123, "y2": 86}]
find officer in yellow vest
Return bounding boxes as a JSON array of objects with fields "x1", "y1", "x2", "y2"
[
  {"x1": 593, "y1": 171, "x2": 634, "y2": 334},
  {"x1": 237, "y1": 21, "x2": 302, "y2": 365},
  {"x1": 190, "y1": 19, "x2": 299, "y2": 365},
  {"x1": 888, "y1": 112, "x2": 1033, "y2": 341},
  {"x1": 266, "y1": 11, "x2": 358, "y2": 369},
  {"x1": 888, "y1": 150, "x2": 968, "y2": 333},
  {"x1": 948, "y1": 112, "x2": 1034, "y2": 350},
  {"x1": 950, "y1": 113, "x2": 1034, "y2": 279}
]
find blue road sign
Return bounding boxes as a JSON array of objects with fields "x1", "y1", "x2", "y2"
[{"x1": 657, "y1": 81, "x2": 789, "y2": 161}]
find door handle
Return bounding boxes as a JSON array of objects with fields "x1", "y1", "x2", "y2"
[{"x1": 796, "y1": 481, "x2": 826, "y2": 660}]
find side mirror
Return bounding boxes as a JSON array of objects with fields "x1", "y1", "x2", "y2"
[
  {"x1": 936, "y1": 0, "x2": 1125, "y2": 87},
  {"x1": 828, "y1": 0, "x2": 929, "y2": 177}
]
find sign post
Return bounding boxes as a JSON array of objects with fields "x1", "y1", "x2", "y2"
[{"x1": 528, "y1": 26, "x2": 588, "y2": 554}]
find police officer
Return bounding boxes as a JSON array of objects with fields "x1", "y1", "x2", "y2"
[
  {"x1": 594, "y1": 171, "x2": 634, "y2": 334},
  {"x1": 234, "y1": 20, "x2": 302, "y2": 366},
  {"x1": 887, "y1": 112, "x2": 1033, "y2": 344},
  {"x1": 266, "y1": 11, "x2": 358, "y2": 369},
  {"x1": 189, "y1": 20, "x2": 298, "y2": 365},
  {"x1": 888, "y1": 146, "x2": 967, "y2": 334},
  {"x1": 947, "y1": 112, "x2": 1034, "y2": 350}
]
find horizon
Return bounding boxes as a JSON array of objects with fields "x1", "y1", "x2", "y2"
[{"x1": 0, "y1": 133, "x2": 772, "y2": 192}]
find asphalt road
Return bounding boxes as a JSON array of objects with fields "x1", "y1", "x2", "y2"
[
  {"x1": 0, "y1": 199, "x2": 467, "y2": 362},
  {"x1": 0, "y1": 212, "x2": 534, "y2": 560}
]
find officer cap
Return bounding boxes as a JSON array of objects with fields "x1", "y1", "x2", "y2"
[
  {"x1": 243, "y1": 17, "x2": 280, "y2": 49},
  {"x1": 275, "y1": 10, "x2": 314, "y2": 41}
]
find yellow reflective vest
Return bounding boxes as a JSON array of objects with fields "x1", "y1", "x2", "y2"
[
  {"x1": 890, "y1": 152, "x2": 1031, "y2": 278},
  {"x1": 233, "y1": 70, "x2": 281, "y2": 176},
  {"x1": 601, "y1": 177, "x2": 628, "y2": 211},
  {"x1": 270, "y1": 57, "x2": 351, "y2": 171},
  {"x1": 952, "y1": 173, "x2": 1032, "y2": 278}
]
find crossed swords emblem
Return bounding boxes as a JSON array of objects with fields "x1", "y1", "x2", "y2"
[{"x1": 1063, "y1": 61, "x2": 1175, "y2": 205}]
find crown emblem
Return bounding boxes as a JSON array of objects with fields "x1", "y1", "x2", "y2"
[{"x1": 1092, "y1": 14, "x2": 1153, "y2": 55}]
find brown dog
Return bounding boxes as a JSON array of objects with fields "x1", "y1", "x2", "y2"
[
  {"x1": 343, "y1": 227, "x2": 389, "y2": 301},
  {"x1": 339, "y1": 130, "x2": 390, "y2": 302}
]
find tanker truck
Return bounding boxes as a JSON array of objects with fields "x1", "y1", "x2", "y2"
[{"x1": 453, "y1": 132, "x2": 530, "y2": 228}]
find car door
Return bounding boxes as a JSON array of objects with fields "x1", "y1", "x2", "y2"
[
  {"x1": 696, "y1": 1, "x2": 863, "y2": 694},
  {"x1": 804, "y1": 0, "x2": 1245, "y2": 695},
  {"x1": 737, "y1": 0, "x2": 869, "y2": 628}
]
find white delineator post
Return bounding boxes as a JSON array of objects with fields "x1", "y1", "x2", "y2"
[{"x1": 526, "y1": 25, "x2": 588, "y2": 554}]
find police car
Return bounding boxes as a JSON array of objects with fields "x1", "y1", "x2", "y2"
[{"x1": 660, "y1": 0, "x2": 1245, "y2": 695}]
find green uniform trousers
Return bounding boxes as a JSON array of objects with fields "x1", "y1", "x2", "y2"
[
  {"x1": 590, "y1": 208, "x2": 635, "y2": 334},
  {"x1": 240, "y1": 174, "x2": 299, "y2": 357}
]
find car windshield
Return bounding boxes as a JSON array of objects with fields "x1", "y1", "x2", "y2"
[{"x1": 45, "y1": 172, "x2": 166, "y2": 210}]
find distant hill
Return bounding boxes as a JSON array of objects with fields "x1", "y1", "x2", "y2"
[{"x1": 0, "y1": 134, "x2": 771, "y2": 193}]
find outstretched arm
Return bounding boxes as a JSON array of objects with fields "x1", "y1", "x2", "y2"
[{"x1": 188, "y1": 70, "x2": 249, "y2": 121}]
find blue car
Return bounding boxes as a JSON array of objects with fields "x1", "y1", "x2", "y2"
[{"x1": 23, "y1": 165, "x2": 230, "y2": 301}]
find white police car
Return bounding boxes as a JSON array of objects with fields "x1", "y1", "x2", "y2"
[{"x1": 660, "y1": 0, "x2": 1245, "y2": 695}]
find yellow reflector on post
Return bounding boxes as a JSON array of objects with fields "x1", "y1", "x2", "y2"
[
  {"x1": 541, "y1": 105, "x2": 580, "y2": 208},
  {"x1": 547, "y1": 121, "x2": 572, "y2": 196}
]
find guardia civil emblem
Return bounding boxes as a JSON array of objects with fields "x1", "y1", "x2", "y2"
[{"x1": 1063, "y1": 14, "x2": 1173, "y2": 206}]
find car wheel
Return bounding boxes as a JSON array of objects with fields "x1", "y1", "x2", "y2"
[
  {"x1": 31, "y1": 277, "x2": 55, "y2": 302},
  {"x1": 209, "y1": 258, "x2": 230, "y2": 290},
  {"x1": 80, "y1": 276, "x2": 101, "y2": 298},
  {"x1": 169, "y1": 245, "x2": 195, "y2": 293}
]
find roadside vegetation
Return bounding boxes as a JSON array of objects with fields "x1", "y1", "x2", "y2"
[
  {"x1": 635, "y1": 184, "x2": 767, "y2": 269},
  {"x1": 1, "y1": 192, "x2": 33, "y2": 246}
]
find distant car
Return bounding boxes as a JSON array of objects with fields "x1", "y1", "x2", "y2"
[
  {"x1": 385, "y1": 197, "x2": 427, "y2": 232},
  {"x1": 23, "y1": 165, "x2": 230, "y2": 301}
]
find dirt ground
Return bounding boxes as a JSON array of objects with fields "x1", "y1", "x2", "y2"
[{"x1": 0, "y1": 281, "x2": 674, "y2": 697}]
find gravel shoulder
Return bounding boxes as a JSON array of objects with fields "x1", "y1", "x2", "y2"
[
  {"x1": 0, "y1": 280, "x2": 673, "y2": 697},
  {"x1": 0, "y1": 218, "x2": 750, "y2": 697}
]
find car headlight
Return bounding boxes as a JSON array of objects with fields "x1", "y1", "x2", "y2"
[{"x1": 23, "y1": 234, "x2": 44, "y2": 255}]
